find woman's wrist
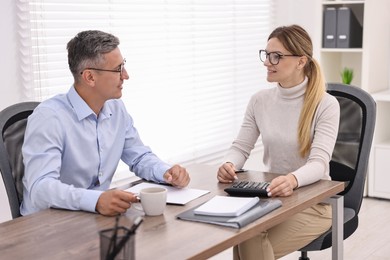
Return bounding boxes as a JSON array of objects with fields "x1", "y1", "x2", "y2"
[{"x1": 287, "y1": 173, "x2": 298, "y2": 190}]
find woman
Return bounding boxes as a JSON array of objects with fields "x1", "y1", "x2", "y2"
[{"x1": 217, "y1": 25, "x2": 340, "y2": 259}]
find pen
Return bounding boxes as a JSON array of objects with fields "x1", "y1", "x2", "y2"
[
  {"x1": 129, "y1": 216, "x2": 143, "y2": 233},
  {"x1": 235, "y1": 169, "x2": 247, "y2": 173},
  {"x1": 106, "y1": 215, "x2": 120, "y2": 260}
]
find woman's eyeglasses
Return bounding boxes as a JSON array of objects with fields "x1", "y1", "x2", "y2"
[{"x1": 259, "y1": 50, "x2": 300, "y2": 65}]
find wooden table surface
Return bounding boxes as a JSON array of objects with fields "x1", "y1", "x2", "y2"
[{"x1": 0, "y1": 164, "x2": 344, "y2": 259}]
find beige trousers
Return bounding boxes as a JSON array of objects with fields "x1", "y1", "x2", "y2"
[{"x1": 233, "y1": 203, "x2": 332, "y2": 260}]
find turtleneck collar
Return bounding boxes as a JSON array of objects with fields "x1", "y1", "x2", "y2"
[{"x1": 276, "y1": 77, "x2": 308, "y2": 100}]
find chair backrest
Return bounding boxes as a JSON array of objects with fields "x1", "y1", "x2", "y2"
[
  {"x1": 0, "y1": 102, "x2": 39, "y2": 219},
  {"x1": 327, "y1": 83, "x2": 376, "y2": 214}
]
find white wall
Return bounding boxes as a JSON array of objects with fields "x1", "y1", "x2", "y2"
[
  {"x1": 0, "y1": 0, "x2": 21, "y2": 222},
  {"x1": 0, "y1": 0, "x2": 21, "y2": 110},
  {"x1": 0, "y1": 0, "x2": 321, "y2": 223},
  {"x1": 274, "y1": 0, "x2": 322, "y2": 58}
]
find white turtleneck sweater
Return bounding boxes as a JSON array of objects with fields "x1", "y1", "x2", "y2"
[{"x1": 224, "y1": 78, "x2": 340, "y2": 187}]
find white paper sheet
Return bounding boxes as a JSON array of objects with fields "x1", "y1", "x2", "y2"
[
  {"x1": 194, "y1": 195, "x2": 260, "y2": 217},
  {"x1": 126, "y1": 182, "x2": 210, "y2": 205}
]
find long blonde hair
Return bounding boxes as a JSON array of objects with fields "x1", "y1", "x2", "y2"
[{"x1": 268, "y1": 25, "x2": 326, "y2": 157}]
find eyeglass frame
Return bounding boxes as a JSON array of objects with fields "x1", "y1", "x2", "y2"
[
  {"x1": 259, "y1": 50, "x2": 301, "y2": 65},
  {"x1": 80, "y1": 58, "x2": 126, "y2": 77}
]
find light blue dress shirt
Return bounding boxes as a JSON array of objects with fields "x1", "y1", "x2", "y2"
[{"x1": 20, "y1": 86, "x2": 171, "y2": 215}]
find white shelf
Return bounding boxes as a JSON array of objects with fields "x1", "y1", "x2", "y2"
[
  {"x1": 322, "y1": 1, "x2": 365, "y2": 5},
  {"x1": 321, "y1": 48, "x2": 363, "y2": 53},
  {"x1": 320, "y1": 0, "x2": 390, "y2": 199},
  {"x1": 371, "y1": 90, "x2": 390, "y2": 102},
  {"x1": 375, "y1": 140, "x2": 390, "y2": 148}
]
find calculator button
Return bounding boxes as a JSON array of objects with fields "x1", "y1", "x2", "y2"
[
  {"x1": 247, "y1": 182, "x2": 255, "y2": 188},
  {"x1": 254, "y1": 182, "x2": 262, "y2": 189},
  {"x1": 238, "y1": 181, "x2": 248, "y2": 188},
  {"x1": 232, "y1": 181, "x2": 241, "y2": 188}
]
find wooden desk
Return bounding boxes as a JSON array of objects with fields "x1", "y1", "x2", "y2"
[{"x1": 0, "y1": 164, "x2": 344, "y2": 259}]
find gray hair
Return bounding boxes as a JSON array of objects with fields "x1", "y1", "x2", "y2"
[{"x1": 67, "y1": 30, "x2": 120, "y2": 81}]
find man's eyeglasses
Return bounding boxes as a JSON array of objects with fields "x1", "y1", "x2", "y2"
[
  {"x1": 81, "y1": 59, "x2": 126, "y2": 77},
  {"x1": 259, "y1": 50, "x2": 300, "y2": 65}
]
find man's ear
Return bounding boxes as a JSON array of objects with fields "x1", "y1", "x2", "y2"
[{"x1": 81, "y1": 70, "x2": 96, "y2": 86}]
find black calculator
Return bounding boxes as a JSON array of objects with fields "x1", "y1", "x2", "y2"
[{"x1": 224, "y1": 180, "x2": 270, "y2": 197}]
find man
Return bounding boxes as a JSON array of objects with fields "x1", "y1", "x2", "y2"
[{"x1": 21, "y1": 30, "x2": 190, "y2": 216}]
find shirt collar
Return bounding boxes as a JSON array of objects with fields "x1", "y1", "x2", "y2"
[{"x1": 67, "y1": 86, "x2": 112, "y2": 121}]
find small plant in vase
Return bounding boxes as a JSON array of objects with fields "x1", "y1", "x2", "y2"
[{"x1": 340, "y1": 67, "x2": 354, "y2": 85}]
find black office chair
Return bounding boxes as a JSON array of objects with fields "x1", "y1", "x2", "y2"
[
  {"x1": 0, "y1": 102, "x2": 39, "y2": 219},
  {"x1": 298, "y1": 83, "x2": 376, "y2": 259}
]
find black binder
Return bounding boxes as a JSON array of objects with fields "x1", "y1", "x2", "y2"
[
  {"x1": 323, "y1": 7, "x2": 337, "y2": 48},
  {"x1": 336, "y1": 7, "x2": 363, "y2": 48},
  {"x1": 176, "y1": 199, "x2": 282, "y2": 228}
]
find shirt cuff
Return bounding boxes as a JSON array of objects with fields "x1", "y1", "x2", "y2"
[
  {"x1": 155, "y1": 163, "x2": 171, "y2": 183},
  {"x1": 79, "y1": 189, "x2": 104, "y2": 213}
]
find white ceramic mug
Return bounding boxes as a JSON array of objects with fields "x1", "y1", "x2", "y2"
[{"x1": 139, "y1": 187, "x2": 167, "y2": 216}]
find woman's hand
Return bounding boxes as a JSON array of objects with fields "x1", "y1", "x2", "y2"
[
  {"x1": 266, "y1": 173, "x2": 298, "y2": 197},
  {"x1": 217, "y1": 162, "x2": 238, "y2": 183}
]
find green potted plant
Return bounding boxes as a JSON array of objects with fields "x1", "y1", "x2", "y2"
[{"x1": 340, "y1": 67, "x2": 354, "y2": 85}]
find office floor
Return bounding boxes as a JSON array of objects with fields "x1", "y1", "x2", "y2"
[{"x1": 210, "y1": 197, "x2": 390, "y2": 260}]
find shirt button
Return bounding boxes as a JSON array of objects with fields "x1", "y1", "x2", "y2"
[{"x1": 99, "y1": 172, "x2": 103, "y2": 177}]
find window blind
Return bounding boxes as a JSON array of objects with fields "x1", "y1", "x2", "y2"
[{"x1": 17, "y1": 0, "x2": 274, "y2": 165}]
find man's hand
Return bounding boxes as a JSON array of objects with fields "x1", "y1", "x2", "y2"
[
  {"x1": 217, "y1": 162, "x2": 238, "y2": 183},
  {"x1": 163, "y1": 164, "x2": 190, "y2": 188},
  {"x1": 96, "y1": 189, "x2": 139, "y2": 216},
  {"x1": 266, "y1": 173, "x2": 298, "y2": 197}
]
